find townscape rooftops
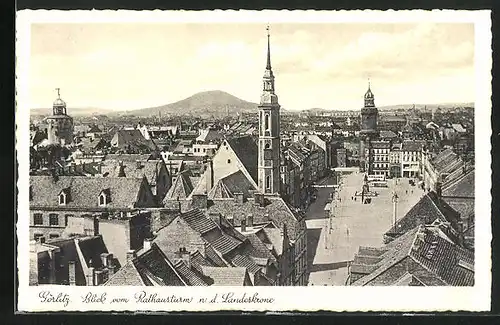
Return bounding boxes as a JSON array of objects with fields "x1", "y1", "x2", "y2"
[
  {"x1": 384, "y1": 191, "x2": 460, "y2": 239},
  {"x1": 379, "y1": 130, "x2": 398, "y2": 139},
  {"x1": 200, "y1": 266, "x2": 249, "y2": 286},
  {"x1": 173, "y1": 260, "x2": 213, "y2": 286},
  {"x1": 164, "y1": 171, "x2": 196, "y2": 201},
  {"x1": 402, "y1": 140, "x2": 427, "y2": 152},
  {"x1": 105, "y1": 153, "x2": 153, "y2": 162},
  {"x1": 101, "y1": 159, "x2": 166, "y2": 185},
  {"x1": 104, "y1": 243, "x2": 187, "y2": 286},
  {"x1": 208, "y1": 170, "x2": 256, "y2": 200},
  {"x1": 442, "y1": 168, "x2": 475, "y2": 198},
  {"x1": 207, "y1": 196, "x2": 302, "y2": 240},
  {"x1": 30, "y1": 175, "x2": 146, "y2": 209},
  {"x1": 352, "y1": 225, "x2": 474, "y2": 286}
]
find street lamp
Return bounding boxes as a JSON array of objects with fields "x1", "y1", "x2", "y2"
[{"x1": 392, "y1": 191, "x2": 399, "y2": 228}]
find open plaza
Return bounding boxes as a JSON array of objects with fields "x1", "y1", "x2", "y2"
[{"x1": 306, "y1": 170, "x2": 425, "y2": 285}]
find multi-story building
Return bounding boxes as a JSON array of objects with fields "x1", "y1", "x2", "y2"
[
  {"x1": 401, "y1": 140, "x2": 426, "y2": 178},
  {"x1": 370, "y1": 140, "x2": 391, "y2": 178}
]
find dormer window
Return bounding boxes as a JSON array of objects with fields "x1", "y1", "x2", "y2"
[
  {"x1": 58, "y1": 188, "x2": 71, "y2": 206},
  {"x1": 99, "y1": 189, "x2": 111, "y2": 207}
]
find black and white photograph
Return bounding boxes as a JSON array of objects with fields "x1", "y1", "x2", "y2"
[{"x1": 16, "y1": 10, "x2": 492, "y2": 312}]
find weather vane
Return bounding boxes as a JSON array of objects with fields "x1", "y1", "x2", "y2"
[{"x1": 55, "y1": 87, "x2": 61, "y2": 98}]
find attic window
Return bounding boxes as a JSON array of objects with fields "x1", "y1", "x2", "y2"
[
  {"x1": 457, "y1": 259, "x2": 474, "y2": 272},
  {"x1": 99, "y1": 189, "x2": 111, "y2": 206},
  {"x1": 58, "y1": 188, "x2": 70, "y2": 205}
]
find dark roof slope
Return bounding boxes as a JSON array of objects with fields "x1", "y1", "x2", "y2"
[{"x1": 226, "y1": 136, "x2": 258, "y2": 184}]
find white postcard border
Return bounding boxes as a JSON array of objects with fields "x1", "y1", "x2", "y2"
[{"x1": 16, "y1": 9, "x2": 492, "y2": 312}]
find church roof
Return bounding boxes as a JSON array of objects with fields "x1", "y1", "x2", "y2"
[{"x1": 225, "y1": 136, "x2": 259, "y2": 184}]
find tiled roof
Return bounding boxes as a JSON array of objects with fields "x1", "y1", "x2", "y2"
[
  {"x1": 173, "y1": 260, "x2": 213, "y2": 286},
  {"x1": 371, "y1": 141, "x2": 391, "y2": 149},
  {"x1": 164, "y1": 171, "x2": 196, "y2": 201},
  {"x1": 196, "y1": 129, "x2": 223, "y2": 143},
  {"x1": 379, "y1": 130, "x2": 397, "y2": 139},
  {"x1": 204, "y1": 244, "x2": 229, "y2": 267},
  {"x1": 231, "y1": 254, "x2": 262, "y2": 274},
  {"x1": 207, "y1": 197, "x2": 302, "y2": 240},
  {"x1": 402, "y1": 140, "x2": 426, "y2": 152},
  {"x1": 190, "y1": 250, "x2": 217, "y2": 268},
  {"x1": 352, "y1": 225, "x2": 474, "y2": 286},
  {"x1": 104, "y1": 262, "x2": 145, "y2": 286},
  {"x1": 77, "y1": 236, "x2": 109, "y2": 269},
  {"x1": 105, "y1": 243, "x2": 187, "y2": 286},
  {"x1": 101, "y1": 159, "x2": 166, "y2": 185},
  {"x1": 200, "y1": 266, "x2": 250, "y2": 286},
  {"x1": 384, "y1": 192, "x2": 460, "y2": 239},
  {"x1": 105, "y1": 153, "x2": 153, "y2": 162},
  {"x1": 30, "y1": 176, "x2": 146, "y2": 209},
  {"x1": 210, "y1": 234, "x2": 243, "y2": 256},
  {"x1": 241, "y1": 233, "x2": 276, "y2": 261},
  {"x1": 226, "y1": 136, "x2": 258, "y2": 184},
  {"x1": 442, "y1": 197, "x2": 474, "y2": 220},
  {"x1": 181, "y1": 209, "x2": 219, "y2": 234},
  {"x1": 210, "y1": 170, "x2": 256, "y2": 200},
  {"x1": 442, "y1": 169, "x2": 474, "y2": 198}
]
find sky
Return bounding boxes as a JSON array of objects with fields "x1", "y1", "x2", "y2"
[{"x1": 29, "y1": 23, "x2": 475, "y2": 111}]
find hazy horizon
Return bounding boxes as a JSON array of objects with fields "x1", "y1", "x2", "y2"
[{"x1": 30, "y1": 23, "x2": 474, "y2": 111}]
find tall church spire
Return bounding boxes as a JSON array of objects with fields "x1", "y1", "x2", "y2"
[
  {"x1": 266, "y1": 25, "x2": 272, "y2": 70},
  {"x1": 258, "y1": 24, "x2": 281, "y2": 195}
]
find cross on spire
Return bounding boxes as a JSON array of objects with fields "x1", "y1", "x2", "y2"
[
  {"x1": 367, "y1": 77, "x2": 371, "y2": 90},
  {"x1": 56, "y1": 87, "x2": 61, "y2": 98}
]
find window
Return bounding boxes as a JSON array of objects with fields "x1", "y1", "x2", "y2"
[
  {"x1": 99, "y1": 194, "x2": 106, "y2": 206},
  {"x1": 265, "y1": 175, "x2": 271, "y2": 190},
  {"x1": 49, "y1": 214, "x2": 59, "y2": 226},
  {"x1": 59, "y1": 192, "x2": 66, "y2": 205},
  {"x1": 33, "y1": 213, "x2": 43, "y2": 225},
  {"x1": 227, "y1": 159, "x2": 231, "y2": 164},
  {"x1": 265, "y1": 114, "x2": 270, "y2": 131},
  {"x1": 49, "y1": 234, "x2": 59, "y2": 239},
  {"x1": 34, "y1": 233, "x2": 43, "y2": 242}
]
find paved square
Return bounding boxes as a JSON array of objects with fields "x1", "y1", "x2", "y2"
[{"x1": 306, "y1": 171, "x2": 425, "y2": 285}]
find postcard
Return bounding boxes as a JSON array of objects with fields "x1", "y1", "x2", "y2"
[{"x1": 16, "y1": 9, "x2": 492, "y2": 312}]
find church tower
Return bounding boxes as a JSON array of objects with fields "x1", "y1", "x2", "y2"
[
  {"x1": 258, "y1": 26, "x2": 281, "y2": 195},
  {"x1": 359, "y1": 80, "x2": 379, "y2": 173},
  {"x1": 45, "y1": 88, "x2": 74, "y2": 145}
]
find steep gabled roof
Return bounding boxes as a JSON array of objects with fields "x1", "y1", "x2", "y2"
[
  {"x1": 208, "y1": 170, "x2": 255, "y2": 200},
  {"x1": 101, "y1": 159, "x2": 167, "y2": 185},
  {"x1": 173, "y1": 260, "x2": 213, "y2": 286},
  {"x1": 164, "y1": 171, "x2": 196, "y2": 201},
  {"x1": 442, "y1": 169, "x2": 474, "y2": 198},
  {"x1": 226, "y1": 136, "x2": 258, "y2": 184},
  {"x1": 105, "y1": 243, "x2": 187, "y2": 286},
  {"x1": 352, "y1": 225, "x2": 474, "y2": 286}
]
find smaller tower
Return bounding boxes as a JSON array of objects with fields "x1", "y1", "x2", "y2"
[
  {"x1": 45, "y1": 88, "x2": 74, "y2": 145},
  {"x1": 359, "y1": 79, "x2": 379, "y2": 174}
]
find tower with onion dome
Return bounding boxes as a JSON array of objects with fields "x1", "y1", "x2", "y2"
[{"x1": 45, "y1": 88, "x2": 74, "y2": 146}]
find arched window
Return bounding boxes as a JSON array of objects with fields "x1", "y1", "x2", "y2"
[
  {"x1": 99, "y1": 193, "x2": 106, "y2": 206},
  {"x1": 265, "y1": 143, "x2": 271, "y2": 149},
  {"x1": 59, "y1": 192, "x2": 66, "y2": 205},
  {"x1": 265, "y1": 114, "x2": 270, "y2": 131}
]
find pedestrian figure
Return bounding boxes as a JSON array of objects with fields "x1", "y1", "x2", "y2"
[
  {"x1": 406, "y1": 190, "x2": 408, "y2": 194},
  {"x1": 351, "y1": 196, "x2": 353, "y2": 200},
  {"x1": 354, "y1": 197, "x2": 356, "y2": 201},
  {"x1": 411, "y1": 190, "x2": 413, "y2": 194},
  {"x1": 346, "y1": 227, "x2": 350, "y2": 236}
]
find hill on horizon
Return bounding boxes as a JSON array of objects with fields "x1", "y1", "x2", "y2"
[{"x1": 123, "y1": 90, "x2": 262, "y2": 118}]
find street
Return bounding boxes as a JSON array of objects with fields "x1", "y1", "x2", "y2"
[{"x1": 305, "y1": 171, "x2": 425, "y2": 285}]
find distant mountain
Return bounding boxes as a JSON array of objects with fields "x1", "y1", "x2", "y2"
[
  {"x1": 125, "y1": 90, "x2": 261, "y2": 118},
  {"x1": 30, "y1": 107, "x2": 112, "y2": 116}
]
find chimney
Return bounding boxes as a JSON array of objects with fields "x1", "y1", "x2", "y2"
[
  {"x1": 86, "y1": 267, "x2": 95, "y2": 286},
  {"x1": 191, "y1": 193, "x2": 208, "y2": 210},
  {"x1": 175, "y1": 247, "x2": 191, "y2": 268},
  {"x1": 254, "y1": 193, "x2": 265, "y2": 207},
  {"x1": 206, "y1": 159, "x2": 214, "y2": 191},
  {"x1": 435, "y1": 182, "x2": 442, "y2": 197},
  {"x1": 68, "y1": 261, "x2": 76, "y2": 286},
  {"x1": 126, "y1": 250, "x2": 137, "y2": 263},
  {"x1": 241, "y1": 219, "x2": 247, "y2": 232},
  {"x1": 247, "y1": 214, "x2": 254, "y2": 228},
  {"x1": 234, "y1": 192, "x2": 244, "y2": 204},
  {"x1": 143, "y1": 238, "x2": 153, "y2": 251}
]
